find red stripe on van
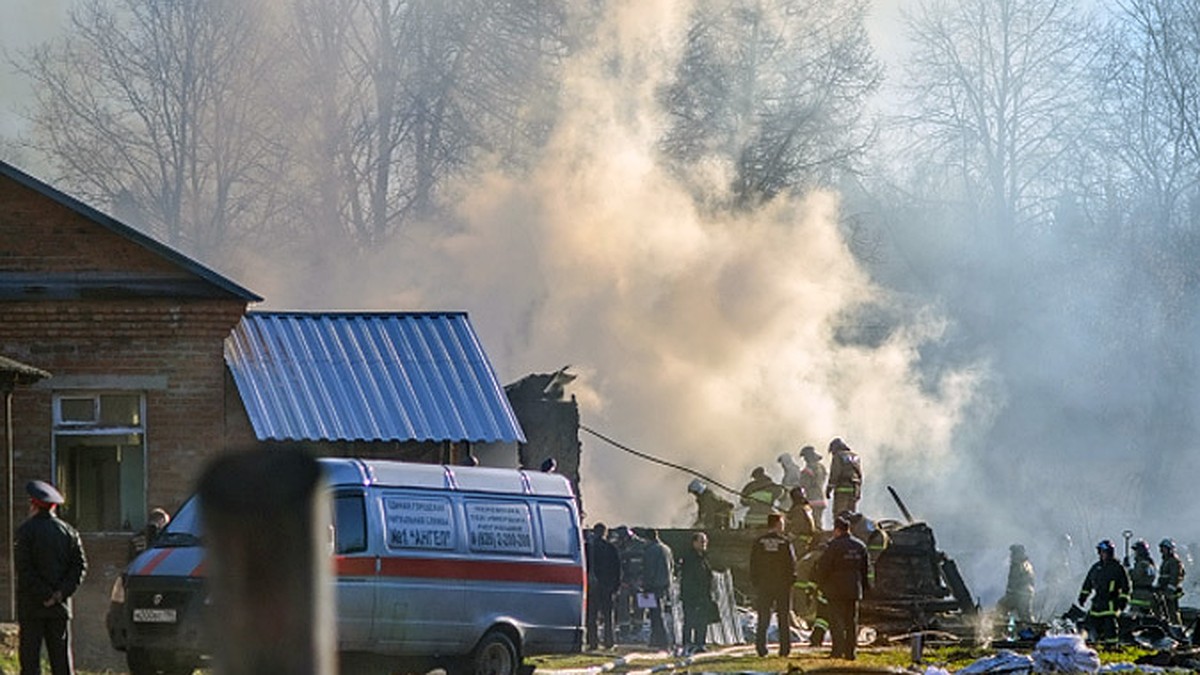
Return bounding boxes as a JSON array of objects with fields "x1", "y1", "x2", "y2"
[
  {"x1": 337, "y1": 556, "x2": 583, "y2": 586},
  {"x1": 138, "y1": 549, "x2": 173, "y2": 575},
  {"x1": 336, "y1": 556, "x2": 376, "y2": 576},
  {"x1": 190, "y1": 560, "x2": 206, "y2": 577}
]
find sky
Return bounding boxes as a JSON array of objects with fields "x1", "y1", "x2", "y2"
[{"x1": 0, "y1": 0, "x2": 68, "y2": 138}]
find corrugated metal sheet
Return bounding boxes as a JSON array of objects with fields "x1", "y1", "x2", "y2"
[{"x1": 224, "y1": 312, "x2": 525, "y2": 443}]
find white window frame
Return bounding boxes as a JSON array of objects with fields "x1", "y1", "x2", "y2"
[{"x1": 51, "y1": 391, "x2": 148, "y2": 533}]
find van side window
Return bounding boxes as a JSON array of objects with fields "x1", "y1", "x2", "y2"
[
  {"x1": 334, "y1": 494, "x2": 368, "y2": 554},
  {"x1": 384, "y1": 494, "x2": 455, "y2": 550},
  {"x1": 539, "y1": 503, "x2": 577, "y2": 558},
  {"x1": 465, "y1": 500, "x2": 535, "y2": 555}
]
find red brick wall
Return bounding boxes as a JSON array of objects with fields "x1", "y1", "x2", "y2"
[
  {"x1": 0, "y1": 178, "x2": 187, "y2": 278},
  {"x1": 1, "y1": 171, "x2": 250, "y2": 670}
]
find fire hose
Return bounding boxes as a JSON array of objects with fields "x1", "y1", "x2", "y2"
[{"x1": 578, "y1": 423, "x2": 744, "y2": 498}]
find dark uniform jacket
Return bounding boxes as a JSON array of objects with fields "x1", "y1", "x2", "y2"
[
  {"x1": 1079, "y1": 558, "x2": 1130, "y2": 615},
  {"x1": 677, "y1": 547, "x2": 714, "y2": 606},
  {"x1": 750, "y1": 531, "x2": 796, "y2": 593},
  {"x1": 586, "y1": 535, "x2": 622, "y2": 595},
  {"x1": 15, "y1": 510, "x2": 87, "y2": 619},
  {"x1": 814, "y1": 532, "x2": 869, "y2": 600}
]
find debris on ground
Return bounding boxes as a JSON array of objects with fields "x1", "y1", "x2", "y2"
[{"x1": 1030, "y1": 634, "x2": 1099, "y2": 673}]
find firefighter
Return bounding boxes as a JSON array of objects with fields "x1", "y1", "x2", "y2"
[
  {"x1": 824, "y1": 438, "x2": 862, "y2": 518},
  {"x1": 777, "y1": 453, "x2": 803, "y2": 493},
  {"x1": 997, "y1": 544, "x2": 1036, "y2": 623},
  {"x1": 1125, "y1": 539, "x2": 1157, "y2": 618},
  {"x1": 794, "y1": 545, "x2": 830, "y2": 648},
  {"x1": 687, "y1": 479, "x2": 733, "y2": 531},
  {"x1": 798, "y1": 445, "x2": 828, "y2": 530},
  {"x1": 1156, "y1": 538, "x2": 1186, "y2": 625},
  {"x1": 784, "y1": 486, "x2": 816, "y2": 552},
  {"x1": 740, "y1": 467, "x2": 783, "y2": 530},
  {"x1": 1078, "y1": 540, "x2": 1130, "y2": 646}
]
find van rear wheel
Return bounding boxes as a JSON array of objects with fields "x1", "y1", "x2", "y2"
[{"x1": 471, "y1": 629, "x2": 519, "y2": 675}]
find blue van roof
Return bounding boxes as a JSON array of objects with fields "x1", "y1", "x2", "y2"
[{"x1": 319, "y1": 458, "x2": 576, "y2": 498}]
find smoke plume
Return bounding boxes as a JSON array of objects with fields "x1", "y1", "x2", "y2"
[{"x1": 254, "y1": 0, "x2": 985, "y2": 535}]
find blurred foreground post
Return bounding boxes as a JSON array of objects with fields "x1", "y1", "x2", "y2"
[{"x1": 199, "y1": 447, "x2": 334, "y2": 675}]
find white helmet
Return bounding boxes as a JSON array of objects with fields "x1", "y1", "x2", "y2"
[{"x1": 687, "y1": 478, "x2": 706, "y2": 495}]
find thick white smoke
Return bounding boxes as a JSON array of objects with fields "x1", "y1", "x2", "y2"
[{"x1": 253, "y1": 0, "x2": 986, "y2": 530}]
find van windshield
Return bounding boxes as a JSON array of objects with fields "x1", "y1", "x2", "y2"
[{"x1": 154, "y1": 495, "x2": 202, "y2": 547}]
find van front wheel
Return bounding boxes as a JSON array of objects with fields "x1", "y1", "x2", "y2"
[{"x1": 471, "y1": 629, "x2": 520, "y2": 675}]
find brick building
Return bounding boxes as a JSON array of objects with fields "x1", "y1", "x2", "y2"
[
  {"x1": 0, "y1": 160, "x2": 261, "y2": 666},
  {"x1": 0, "y1": 160, "x2": 525, "y2": 669}
]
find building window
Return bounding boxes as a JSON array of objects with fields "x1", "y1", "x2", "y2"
[{"x1": 53, "y1": 393, "x2": 146, "y2": 532}]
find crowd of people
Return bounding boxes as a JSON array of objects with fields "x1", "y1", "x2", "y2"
[
  {"x1": 589, "y1": 435, "x2": 1197, "y2": 660},
  {"x1": 999, "y1": 535, "x2": 1190, "y2": 646},
  {"x1": 587, "y1": 436, "x2": 874, "y2": 661}
]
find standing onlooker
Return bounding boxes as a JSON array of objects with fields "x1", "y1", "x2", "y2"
[
  {"x1": 749, "y1": 513, "x2": 796, "y2": 657},
  {"x1": 1157, "y1": 538, "x2": 1186, "y2": 625},
  {"x1": 825, "y1": 438, "x2": 862, "y2": 518},
  {"x1": 641, "y1": 528, "x2": 675, "y2": 650},
  {"x1": 585, "y1": 523, "x2": 622, "y2": 650},
  {"x1": 128, "y1": 507, "x2": 171, "y2": 561},
  {"x1": 814, "y1": 515, "x2": 869, "y2": 661},
  {"x1": 677, "y1": 532, "x2": 715, "y2": 655},
  {"x1": 614, "y1": 527, "x2": 647, "y2": 639},
  {"x1": 798, "y1": 446, "x2": 828, "y2": 530},
  {"x1": 15, "y1": 480, "x2": 87, "y2": 675}
]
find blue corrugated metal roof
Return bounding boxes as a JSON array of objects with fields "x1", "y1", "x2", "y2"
[{"x1": 224, "y1": 312, "x2": 525, "y2": 444}]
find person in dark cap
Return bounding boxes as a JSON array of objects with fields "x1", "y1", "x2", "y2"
[
  {"x1": 585, "y1": 523, "x2": 622, "y2": 649},
  {"x1": 749, "y1": 513, "x2": 796, "y2": 657},
  {"x1": 814, "y1": 515, "x2": 869, "y2": 660},
  {"x1": 15, "y1": 480, "x2": 87, "y2": 675}
]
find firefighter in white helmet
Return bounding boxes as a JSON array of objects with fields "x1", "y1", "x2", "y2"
[{"x1": 687, "y1": 479, "x2": 733, "y2": 530}]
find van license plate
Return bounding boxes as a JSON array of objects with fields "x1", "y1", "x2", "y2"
[{"x1": 133, "y1": 608, "x2": 177, "y2": 623}]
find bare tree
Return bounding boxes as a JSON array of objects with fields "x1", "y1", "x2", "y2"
[
  {"x1": 1086, "y1": 0, "x2": 1200, "y2": 518},
  {"x1": 284, "y1": 0, "x2": 566, "y2": 251},
  {"x1": 14, "y1": 0, "x2": 286, "y2": 260},
  {"x1": 658, "y1": 0, "x2": 882, "y2": 209},
  {"x1": 899, "y1": 0, "x2": 1097, "y2": 251}
]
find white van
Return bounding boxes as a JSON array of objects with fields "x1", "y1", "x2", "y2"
[{"x1": 107, "y1": 458, "x2": 586, "y2": 675}]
